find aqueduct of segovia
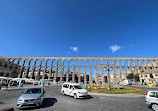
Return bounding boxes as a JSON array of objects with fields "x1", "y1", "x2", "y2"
[{"x1": 0, "y1": 57, "x2": 158, "y2": 85}]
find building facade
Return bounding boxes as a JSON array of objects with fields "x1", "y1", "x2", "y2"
[{"x1": 0, "y1": 59, "x2": 20, "y2": 78}]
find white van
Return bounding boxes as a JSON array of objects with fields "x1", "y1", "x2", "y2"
[{"x1": 61, "y1": 83, "x2": 88, "y2": 99}]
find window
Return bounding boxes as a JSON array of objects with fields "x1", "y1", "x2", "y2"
[
  {"x1": 155, "y1": 93, "x2": 158, "y2": 98},
  {"x1": 74, "y1": 85, "x2": 83, "y2": 89},
  {"x1": 63, "y1": 84, "x2": 69, "y2": 88},
  {"x1": 149, "y1": 92, "x2": 155, "y2": 97},
  {"x1": 25, "y1": 88, "x2": 42, "y2": 94},
  {"x1": 70, "y1": 85, "x2": 73, "y2": 89}
]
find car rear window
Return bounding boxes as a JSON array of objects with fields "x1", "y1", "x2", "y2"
[{"x1": 149, "y1": 92, "x2": 155, "y2": 97}]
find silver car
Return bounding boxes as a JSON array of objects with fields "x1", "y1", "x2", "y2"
[
  {"x1": 145, "y1": 90, "x2": 158, "y2": 111},
  {"x1": 17, "y1": 87, "x2": 45, "y2": 109}
]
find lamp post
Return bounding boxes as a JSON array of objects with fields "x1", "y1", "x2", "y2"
[{"x1": 99, "y1": 62, "x2": 116, "y2": 91}]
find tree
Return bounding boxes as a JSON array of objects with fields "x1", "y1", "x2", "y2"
[
  {"x1": 150, "y1": 73, "x2": 154, "y2": 78},
  {"x1": 127, "y1": 73, "x2": 134, "y2": 79},
  {"x1": 134, "y1": 74, "x2": 140, "y2": 82}
]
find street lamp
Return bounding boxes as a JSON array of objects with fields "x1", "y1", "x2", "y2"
[{"x1": 99, "y1": 62, "x2": 116, "y2": 91}]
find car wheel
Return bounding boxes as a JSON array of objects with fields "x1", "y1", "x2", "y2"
[
  {"x1": 152, "y1": 104, "x2": 158, "y2": 111},
  {"x1": 63, "y1": 91, "x2": 65, "y2": 96},
  {"x1": 74, "y1": 94, "x2": 77, "y2": 99}
]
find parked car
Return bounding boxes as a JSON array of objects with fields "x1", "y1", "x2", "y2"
[
  {"x1": 61, "y1": 83, "x2": 88, "y2": 99},
  {"x1": 17, "y1": 87, "x2": 45, "y2": 109},
  {"x1": 145, "y1": 90, "x2": 158, "y2": 111}
]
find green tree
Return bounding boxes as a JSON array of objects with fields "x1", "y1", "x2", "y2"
[
  {"x1": 150, "y1": 73, "x2": 154, "y2": 78},
  {"x1": 127, "y1": 73, "x2": 134, "y2": 79},
  {"x1": 134, "y1": 74, "x2": 140, "y2": 82}
]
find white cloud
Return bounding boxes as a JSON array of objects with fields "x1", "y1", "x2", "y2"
[
  {"x1": 110, "y1": 45, "x2": 121, "y2": 53},
  {"x1": 70, "y1": 46, "x2": 78, "y2": 52}
]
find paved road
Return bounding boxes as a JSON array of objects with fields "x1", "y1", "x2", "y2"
[{"x1": 0, "y1": 85, "x2": 153, "y2": 111}]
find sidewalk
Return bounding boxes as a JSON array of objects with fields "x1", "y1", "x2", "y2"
[
  {"x1": 131, "y1": 85, "x2": 158, "y2": 88},
  {"x1": 0, "y1": 85, "x2": 44, "y2": 91}
]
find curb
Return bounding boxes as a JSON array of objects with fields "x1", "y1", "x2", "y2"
[{"x1": 88, "y1": 92, "x2": 145, "y2": 97}]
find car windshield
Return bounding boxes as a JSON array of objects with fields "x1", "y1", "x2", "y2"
[
  {"x1": 74, "y1": 85, "x2": 83, "y2": 89},
  {"x1": 24, "y1": 88, "x2": 41, "y2": 94}
]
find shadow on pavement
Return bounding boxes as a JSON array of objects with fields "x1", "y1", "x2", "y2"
[
  {"x1": 41, "y1": 98, "x2": 57, "y2": 108},
  {"x1": 82, "y1": 95, "x2": 93, "y2": 99},
  {"x1": 19, "y1": 98, "x2": 57, "y2": 110}
]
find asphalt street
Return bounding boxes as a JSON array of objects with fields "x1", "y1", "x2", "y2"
[{"x1": 0, "y1": 85, "x2": 153, "y2": 111}]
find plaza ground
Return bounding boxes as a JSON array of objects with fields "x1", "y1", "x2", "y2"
[{"x1": 0, "y1": 85, "x2": 155, "y2": 111}]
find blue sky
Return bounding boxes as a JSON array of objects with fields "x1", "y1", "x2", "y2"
[{"x1": 0, "y1": 0, "x2": 158, "y2": 57}]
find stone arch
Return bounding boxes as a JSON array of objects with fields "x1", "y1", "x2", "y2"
[
  {"x1": 80, "y1": 67, "x2": 85, "y2": 83},
  {"x1": 69, "y1": 59, "x2": 74, "y2": 66},
  {"x1": 40, "y1": 67, "x2": 45, "y2": 79},
  {"x1": 24, "y1": 59, "x2": 29, "y2": 66},
  {"x1": 41, "y1": 59, "x2": 46, "y2": 66},
  {"x1": 91, "y1": 60, "x2": 96, "y2": 66},
  {"x1": 86, "y1": 59, "x2": 90, "y2": 66},
  {"x1": 13, "y1": 59, "x2": 18, "y2": 64},
  {"x1": 75, "y1": 59, "x2": 79, "y2": 66},
  {"x1": 18, "y1": 59, "x2": 23, "y2": 66},
  {"x1": 80, "y1": 59, "x2": 84, "y2": 66},
  {"x1": 64, "y1": 59, "x2": 68, "y2": 66},
  {"x1": 135, "y1": 59, "x2": 139, "y2": 66},
  {"x1": 35, "y1": 59, "x2": 40, "y2": 66},
  {"x1": 102, "y1": 59, "x2": 106, "y2": 64},
  {"x1": 47, "y1": 59, "x2": 51, "y2": 66},
  {"x1": 46, "y1": 67, "x2": 50, "y2": 73},
  {"x1": 97, "y1": 60, "x2": 101, "y2": 66},
  {"x1": 75, "y1": 67, "x2": 79, "y2": 83},
  {"x1": 51, "y1": 67, "x2": 56, "y2": 79},
  {"x1": 146, "y1": 60, "x2": 150, "y2": 65},
  {"x1": 53, "y1": 59, "x2": 57, "y2": 66},
  {"x1": 9, "y1": 59, "x2": 12, "y2": 62},
  {"x1": 92, "y1": 67, "x2": 96, "y2": 83},
  {"x1": 86, "y1": 67, "x2": 90, "y2": 84},
  {"x1": 28, "y1": 67, "x2": 33, "y2": 78},
  {"x1": 124, "y1": 60, "x2": 128, "y2": 66},
  {"x1": 29, "y1": 59, "x2": 35, "y2": 66},
  {"x1": 119, "y1": 60, "x2": 123, "y2": 66},
  {"x1": 113, "y1": 59, "x2": 117, "y2": 65},
  {"x1": 58, "y1": 59, "x2": 62, "y2": 66},
  {"x1": 141, "y1": 60, "x2": 145, "y2": 65},
  {"x1": 108, "y1": 59, "x2": 112, "y2": 64},
  {"x1": 63, "y1": 67, "x2": 67, "y2": 82},
  {"x1": 68, "y1": 67, "x2": 73, "y2": 82}
]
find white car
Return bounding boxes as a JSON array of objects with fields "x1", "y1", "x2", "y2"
[
  {"x1": 145, "y1": 90, "x2": 158, "y2": 111},
  {"x1": 61, "y1": 83, "x2": 88, "y2": 99}
]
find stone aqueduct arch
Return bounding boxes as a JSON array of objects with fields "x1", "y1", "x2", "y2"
[{"x1": 1, "y1": 57, "x2": 158, "y2": 85}]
